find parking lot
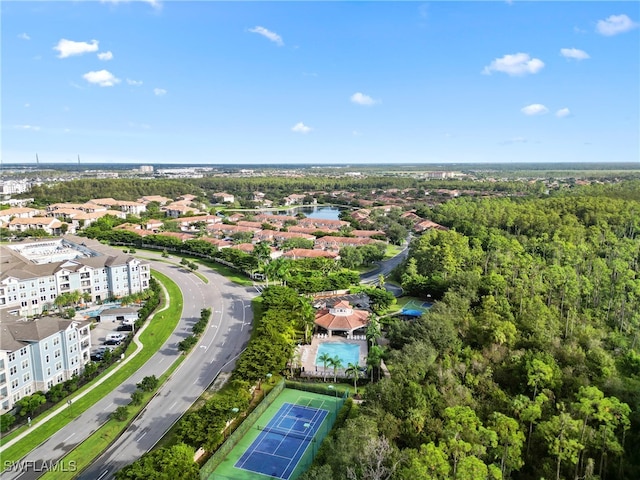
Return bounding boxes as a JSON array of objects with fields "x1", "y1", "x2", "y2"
[{"x1": 86, "y1": 309, "x2": 138, "y2": 360}]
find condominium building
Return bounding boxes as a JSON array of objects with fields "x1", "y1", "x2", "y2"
[
  {"x1": 0, "y1": 313, "x2": 92, "y2": 413},
  {"x1": 0, "y1": 235, "x2": 151, "y2": 316}
]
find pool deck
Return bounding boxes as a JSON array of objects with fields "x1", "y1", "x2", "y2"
[{"x1": 296, "y1": 335, "x2": 368, "y2": 380}]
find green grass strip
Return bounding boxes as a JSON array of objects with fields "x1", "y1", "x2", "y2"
[{"x1": 0, "y1": 271, "x2": 183, "y2": 469}]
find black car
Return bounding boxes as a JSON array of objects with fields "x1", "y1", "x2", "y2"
[
  {"x1": 90, "y1": 352, "x2": 104, "y2": 361},
  {"x1": 104, "y1": 339, "x2": 122, "y2": 346},
  {"x1": 117, "y1": 324, "x2": 134, "y2": 332}
]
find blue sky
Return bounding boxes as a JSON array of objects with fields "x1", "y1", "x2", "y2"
[{"x1": 2, "y1": 1, "x2": 639, "y2": 165}]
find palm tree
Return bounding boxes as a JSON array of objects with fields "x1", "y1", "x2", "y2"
[
  {"x1": 366, "y1": 345, "x2": 383, "y2": 381},
  {"x1": 366, "y1": 315, "x2": 382, "y2": 348},
  {"x1": 329, "y1": 356, "x2": 343, "y2": 383},
  {"x1": 318, "y1": 352, "x2": 332, "y2": 382},
  {"x1": 345, "y1": 362, "x2": 361, "y2": 396},
  {"x1": 294, "y1": 297, "x2": 316, "y2": 344}
]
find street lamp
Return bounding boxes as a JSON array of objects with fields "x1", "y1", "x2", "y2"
[{"x1": 266, "y1": 373, "x2": 273, "y2": 384}]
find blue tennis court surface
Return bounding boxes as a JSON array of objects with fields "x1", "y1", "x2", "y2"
[{"x1": 235, "y1": 402, "x2": 329, "y2": 479}]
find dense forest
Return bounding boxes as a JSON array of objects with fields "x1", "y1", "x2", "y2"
[
  {"x1": 23, "y1": 176, "x2": 543, "y2": 206},
  {"x1": 302, "y1": 182, "x2": 640, "y2": 480}
]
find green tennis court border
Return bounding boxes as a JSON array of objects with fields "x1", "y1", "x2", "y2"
[{"x1": 206, "y1": 388, "x2": 343, "y2": 480}]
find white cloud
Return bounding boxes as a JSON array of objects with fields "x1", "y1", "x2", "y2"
[
  {"x1": 560, "y1": 48, "x2": 590, "y2": 60},
  {"x1": 350, "y1": 92, "x2": 379, "y2": 106},
  {"x1": 249, "y1": 26, "x2": 284, "y2": 46},
  {"x1": 418, "y1": 3, "x2": 429, "y2": 19},
  {"x1": 482, "y1": 53, "x2": 545, "y2": 76},
  {"x1": 521, "y1": 104, "x2": 549, "y2": 116},
  {"x1": 556, "y1": 108, "x2": 571, "y2": 118},
  {"x1": 24, "y1": 103, "x2": 30, "y2": 108},
  {"x1": 15, "y1": 124, "x2": 40, "y2": 131},
  {"x1": 127, "y1": 78, "x2": 143, "y2": 86},
  {"x1": 101, "y1": 0, "x2": 162, "y2": 10},
  {"x1": 596, "y1": 14, "x2": 638, "y2": 36},
  {"x1": 291, "y1": 122, "x2": 312, "y2": 134},
  {"x1": 82, "y1": 69, "x2": 121, "y2": 87},
  {"x1": 153, "y1": 88, "x2": 167, "y2": 96},
  {"x1": 18, "y1": 33, "x2": 30, "y2": 40},
  {"x1": 98, "y1": 51, "x2": 113, "y2": 61},
  {"x1": 54, "y1": 39, "x2": 99, "y2": 58}
]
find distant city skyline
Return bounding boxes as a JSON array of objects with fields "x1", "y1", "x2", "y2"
[{"x1": 3, "y1": 1, "x2": 639, "y2": 164}]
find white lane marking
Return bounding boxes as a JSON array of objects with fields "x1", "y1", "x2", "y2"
[
  {"x1": 137, "y1": 431, "x2": 147, "y2": 442},
  {"x1": 103, "y1": 402, "x2": 113, "y2": 411},
  {"x1": 64, "y1": 432, "x2": 75, "y2": 442}
]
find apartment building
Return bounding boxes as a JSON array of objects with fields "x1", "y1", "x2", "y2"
[
  {"x1": 0, "y1": 314, "x2": 91, "y2": 413},
  {"x1": 0, "y1": 236, "x2": 150, "y2": 316}
]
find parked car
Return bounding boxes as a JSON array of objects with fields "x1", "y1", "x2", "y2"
[
  {"x1": 106, "y1": 333, "x2": 126, "y2": 342},
  {"x1": 104, "y1": 339, "x2": 121, "y2": 346},
  {"x1": 117, "y1": 324, "x2": 134, "y2": 332}
]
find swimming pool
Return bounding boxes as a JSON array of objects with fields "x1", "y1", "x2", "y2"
[
  {"x1": 80, "y1": 302, "x2": 121, "y2": 318},
  {"x1": 315, "y1": 342, "x2": 360, "y2": 367}
]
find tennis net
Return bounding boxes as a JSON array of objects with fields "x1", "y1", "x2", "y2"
[{"x1": 256, "y1": 425, "x2": 316, "y2": 442}]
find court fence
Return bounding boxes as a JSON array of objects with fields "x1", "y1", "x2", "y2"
[{"x1": 199, "y1": 379, "x2": 285, "y2": 480}]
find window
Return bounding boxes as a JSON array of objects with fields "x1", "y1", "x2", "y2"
[
  {"x1": 24, "y1": 386, "x2": 32, "y2": 395},
  {"x1": 8, "y1": 353, "x2": 15, "y2": 362},
  {"x1": 55, "y1": 362, "x2": 62, "y2": 371},
  {"x1": 47, "y1": 380, "x2": 53, "y2": 389},
  {"x1": 45, "y1": 355, "x2": 50, "y2": 362},
  {"x1": 47, "y1": 368, "x2": 51, "y2": 376},
  {"x1": 22, "y1": 373, "x2": 30, "y2": 383},
  {"x1": 21, "y1": 360, "x2": 28, "y2": 369},
  {"x1": 54, "y1": 350, "x2": 61, "y2": 359},
  {"x1": 44, "y1": 343, "x2": 49, "y2": 351},
  {"x1": 31, "y1": 299, "x2": 38, "y2": 305},
  {"x1": 21, "y1": 301, "x2": 27, "y2": 307},
  {"x1": 20, "y1": 347, "x2": 27, "y2": 356},
  {"x1": 53, "y1": 338, "x2": 60, "y2": 346},
  {"x1": 11, "y1": 379, "x2": 18, "y2": 388},
  {"x1": 10, "y1": 366, "x2": 17, "y2": 375}
]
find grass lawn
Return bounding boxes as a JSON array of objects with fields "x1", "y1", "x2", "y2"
[
  {"x1": 0, "y1": 271, "x2": 183, "y2": 471},
  {"x1": 196, "y1": 259, "x2": 254, "y2": 286},
  {"x1": 383, "y1": 244, "x2": 403, "y2": 259},
  {"x1": 133, "y1": 247, "x2": 253, "y2": 287}
]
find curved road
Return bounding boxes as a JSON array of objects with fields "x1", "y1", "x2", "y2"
[
  {"x1": 360, "y1": 237, "x2": 410, "y2": 296},
  {"x1": 1, "y1": 254, "x2": 255, "y2": 480}
]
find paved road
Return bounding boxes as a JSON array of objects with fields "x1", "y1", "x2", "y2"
[
  {"x1": 360, "y1": 237, "x2": 410, "y2": 296},
  {"x1": 1, "y1": 255, "x2": 255, "y2": 480}
]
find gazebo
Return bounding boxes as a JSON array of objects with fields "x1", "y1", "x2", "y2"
[{"x1": 314, "y1": 300, "x2": 369, "y2": 337}]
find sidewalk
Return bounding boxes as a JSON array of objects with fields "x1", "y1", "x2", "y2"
[{"x1": 0, "y1": 282, "x2": 170, "y2": 454}]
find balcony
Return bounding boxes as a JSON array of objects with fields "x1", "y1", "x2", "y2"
[{"x1": 80, "y1": 341, "x2": 90, "y2": 350}]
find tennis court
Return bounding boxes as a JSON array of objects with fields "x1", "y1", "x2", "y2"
[
  {"x1": 208, "y1": 387, "x2": 342, "y2": 480},
  {"x1": 402, "y1": 298, "x2": 433, "y2": 312},
  {"x1": 234, "y1": 402, "x2": 328, "y2": 479}
]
